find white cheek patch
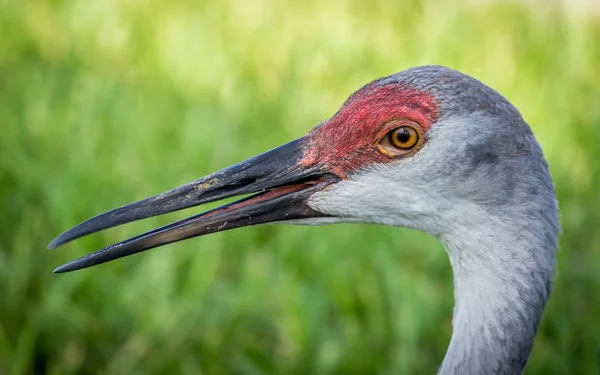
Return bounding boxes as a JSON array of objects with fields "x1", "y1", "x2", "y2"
[{"x1": 307, "y1": 170, "x2": 438, "y2": 233}]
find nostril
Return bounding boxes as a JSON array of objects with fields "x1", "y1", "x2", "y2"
[
  {"x1": 207, "y1": 178, "x2": 257, "y2": 197},
  {"x1": 227, "y1": 178, "x2": 256, "y2": 187}
]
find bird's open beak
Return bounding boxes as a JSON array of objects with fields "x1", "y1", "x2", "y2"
[{"x1": 49, "y1": 138, "x2": 338, "y2": 273}]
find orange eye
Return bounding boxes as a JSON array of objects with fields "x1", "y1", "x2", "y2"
[
  {"x1": 377, "y1": 122, "x2": 424, "y2": 158},
  {"x1": 390, "y1": 126, "x2": 419, "y2": 149}
]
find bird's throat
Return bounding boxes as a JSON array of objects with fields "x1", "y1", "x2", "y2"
[{"x1": 437, "y1": 218, "x2": 556, "y2": 375}]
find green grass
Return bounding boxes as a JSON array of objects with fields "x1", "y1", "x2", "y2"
[{"x1": 1, "y1": 0, "x2": 600, "y2": 373}]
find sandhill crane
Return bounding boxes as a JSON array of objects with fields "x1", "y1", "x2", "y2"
[{"x1": 49, "y1": 66, "x2": 559, "y2": 375}]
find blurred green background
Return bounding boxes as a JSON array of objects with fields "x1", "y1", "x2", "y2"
[{"x1": 1, "y1": 0, "x2": 600, "y2": 374}]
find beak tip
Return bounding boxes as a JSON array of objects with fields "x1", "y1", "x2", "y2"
[
  {"x1": 53, "y1": 265, "x2": 68, "y2": 273},
  {"x1": 48, "y1": 230, "x2": 73, "y2": 250},
  {"x1": 47, "y1": 239, "x2": 61, "y2": 250},
  {"x1": 53, "y1": 261, "x2": 79, "y2": 273},
  {"x1": 48, "y1": 228, "x2": 80, "y2": 250}
]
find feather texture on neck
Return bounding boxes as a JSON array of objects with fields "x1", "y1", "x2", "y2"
[{"x1": 437, "y1": 203, "x2": 558, "y2": 375}]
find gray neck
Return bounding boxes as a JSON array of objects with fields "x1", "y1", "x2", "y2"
[{"x1": 436, "y1": 209, "x2": 557, "y2": 375}]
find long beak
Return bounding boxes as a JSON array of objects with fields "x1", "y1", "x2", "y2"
[{"x1": 49, "y1": 138, "x2": 338, "y2": 273}]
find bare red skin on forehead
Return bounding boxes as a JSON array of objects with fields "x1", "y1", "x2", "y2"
[{"x1": 301, "y1": 83, "x2": 439, "y2": 178}]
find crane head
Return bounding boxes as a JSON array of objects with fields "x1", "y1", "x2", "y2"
[{"x1": 49, "y1": 66, "x2": 552, "y2": 273}]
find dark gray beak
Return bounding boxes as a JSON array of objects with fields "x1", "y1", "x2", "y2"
[{"x1": 49, "y1": 138, "x2": 338, "y2": 273}]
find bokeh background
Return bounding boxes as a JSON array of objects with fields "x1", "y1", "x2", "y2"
[{"x1": 1, "y1": 0, "x2": 599, "y2": 374}]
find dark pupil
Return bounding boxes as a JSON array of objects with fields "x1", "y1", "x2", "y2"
[{"x1": 396, "y1": 128, "x2": 411, "y2": 144}]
